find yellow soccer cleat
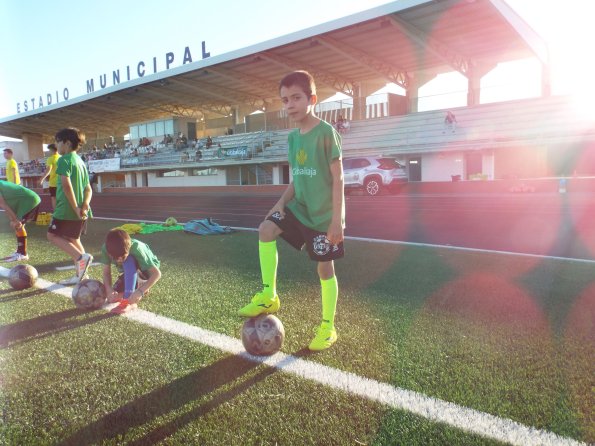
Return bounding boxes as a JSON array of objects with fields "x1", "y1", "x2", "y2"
[
  {"x1": 238, "y1": 292, "x2": 280, "y2": 317},
  {"x1": 308, "y1": 324, "x2": 337, "y2": 351}
]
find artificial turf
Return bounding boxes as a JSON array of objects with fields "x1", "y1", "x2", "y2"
[{"x1": 0, "y1": 216, "x2": 592, "y2": 444}]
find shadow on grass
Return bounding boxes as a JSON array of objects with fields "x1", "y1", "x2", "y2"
[
  {"x1": 0, "y1": 287, "x2": 49, "y2": 303},
  {"x1": 0, "y1": 308, "x2": 116, "y2": 348},
  {"x1": 59, "y1": 354, "x2": 279, "y2": 446}
]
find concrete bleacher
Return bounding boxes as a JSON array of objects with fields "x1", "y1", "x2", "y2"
[
  {"x1": 340, "y1": 95, "x2": 588, "y2": 157},
  {"x1": 115, "y1": 95, "x2": 588, "y2": 170}
]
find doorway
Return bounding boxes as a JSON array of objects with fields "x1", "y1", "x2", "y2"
[
  {"x1": 187, "y1": 122, "x2": 197, "y2": 140},
  {"x1": 408, "y1": 157, "x2": 421, "y2": 181}
]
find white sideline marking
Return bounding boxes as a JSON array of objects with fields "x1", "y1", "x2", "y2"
[{"x1": 0, "y1": 266, "x2": 585, "y2": 446}]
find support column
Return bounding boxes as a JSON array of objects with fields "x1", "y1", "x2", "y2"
[
  {"x1": 352, "y1": 81, "x2": 384, "y2": 120},
  {"x1": 466, "y1": 63, "x2": 494, "y2": 106},
  {"x1": 406, "y1": 72, "x2": 436, "y2": 113},
  {"x1": 541, "y1": 62, "x2": 551, "y2": 97},
  {"x1": 21, "y1": 133, "x2": 44, "y2": 160}
]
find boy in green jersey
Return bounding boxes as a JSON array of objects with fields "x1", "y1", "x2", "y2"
[
  {"x1": 47, "y1": 127, "x2": 94, "y2": 286},
  {"x1": 238, "y1": 70, "x2": 345, "y2": 351},
  {"x1": 98, "y1": 228, "x2": 161, "y2": 314},
  {"x1": 0, "y1": 180, "x2": 41, "y2": 262}
]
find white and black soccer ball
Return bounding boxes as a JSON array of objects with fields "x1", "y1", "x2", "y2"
[
  {"x1": 72, "y1": 279, "x2": 107, "y2": 310},
  {"x1": 241, "y1": 314, "x2": 285, "y2": 356},
  {"x1": 8, "y1": 264, "x2": 38, "y2": 290}
]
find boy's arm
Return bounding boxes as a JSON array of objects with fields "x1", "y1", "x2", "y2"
[
  {"x1": 128, "y1": 266, "x2": 161, "y2": 304},
  {"x1": 39, "y1": 165, "x2": 52, "y2": 185},
  {"x1": 60, "y1": 177, "x2": 91, "y2": 219},
  {"x1": 266, "y1": 182, "x2": 295, "y2": 219},
  {"x1": 60, "y1": 175, "x2": 80, "y2": 217},
  {"x1": 0, "y1": 196, "x2": 21, "y2": 229},
  {"x1": 102, "y1": 264, "x2": 114, "y2": 293},
  {"x1": 81, "y1": 183, "x2": 92, "y2": 218},
  {"x1": 326, "y1": 158, "x2": 344, "y2": 246}
]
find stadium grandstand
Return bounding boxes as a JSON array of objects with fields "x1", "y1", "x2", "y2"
[{"x1": 1, "y1": 0, "x2": 594, "y2": 192}]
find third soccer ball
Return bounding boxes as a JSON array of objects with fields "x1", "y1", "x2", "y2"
[
  {"x1": 72, "y1": 279, "x2": 107, "y2": 310},
  {"x1": 8, "y1": 264, "x2": 38, "y2": 290},
  {"x1": 241, "y1": 314, "x2": 285, "y2": 356}
]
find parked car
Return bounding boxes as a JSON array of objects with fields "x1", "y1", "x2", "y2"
[{"x1": 343, "y1": 156, "x2": 408, "y2": 196}]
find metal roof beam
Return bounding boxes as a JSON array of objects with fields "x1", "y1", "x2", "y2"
[
  {"x1": 204, "y1": 66, "x2": 279, "y2": 97},
  {"x1": 386, "y1": 15, "x2": 473, "y2": 76},
  {"x1": 257, "y1": 51, "x2": 355, "y2": 96},
  {"x1": 314, "y1": 34, "x2": 410, "y2": 89}
]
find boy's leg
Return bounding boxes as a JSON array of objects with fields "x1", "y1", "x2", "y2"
[
  {"x1": 259, "y1": 239, "x2": 278, "y2": 299},
  {"x1": 309, "y1": 261, "x2": 339, "y2": 351},
  {"x1": 16, "y1": 225, "x2": 28, "y2": 257},
  {"x1": 47, "y1": 219, "x2": 91, "y2": 285},
  {"x1": 238, "y1": 219, "x2": 284, "y2": 317},
  {"x1": 47, "y1": 232, "x2": 83, "y2": 262},
  {"x1": 111, "y1": 256, "x2": 139, "y2": 314}
]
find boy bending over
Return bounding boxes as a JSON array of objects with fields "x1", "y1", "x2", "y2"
[
  {"x1": 99, "y1": 229, "x2": 161, "y2": 314},
  {"x1": 0, "y1": 180, "x2": 41, "y2": 262}
]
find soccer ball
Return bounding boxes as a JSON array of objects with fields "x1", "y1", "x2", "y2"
[
  {"x1": 241, "y1": 314, "x2": 285, "y2": 356},
  {"x1": 164, "y1": 217, "x2": 177, "y2": 227},
  {"x1": 72, "y1": 279, "x2": 107, "y2": 310},
  {"x1": 8, "y1": 264, "x2": 38, "y2": 290}
]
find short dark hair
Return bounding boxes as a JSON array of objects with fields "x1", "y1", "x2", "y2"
[
  {"x1": 55, "y1": 127, "x2": 86, "y2": 151},
  {"x1": 3, "y1": 148, "x2": 13, "y2": 154},
  {"x1": 47, "y1": 143, "x2": 57, "y2": 152},
  {"x1": 279, "y1": 70, "x2": 316, "y2": 98},
  {"x1": 105, "y1": 229, "x2": 132, "y2": 259}
]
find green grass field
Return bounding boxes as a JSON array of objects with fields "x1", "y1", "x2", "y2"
[{"x1": 0, "y1": 216, "x2": 593, "y2": 445}]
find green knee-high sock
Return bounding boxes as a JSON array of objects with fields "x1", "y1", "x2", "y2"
[
  {"x1": 259, "y1": 240, "x2": 278, "y2": 298},
  {"x1": 320, "y1": 276, "x2": 338, "y2": 327}
]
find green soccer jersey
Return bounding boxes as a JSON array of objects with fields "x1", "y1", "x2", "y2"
[
  {"x1": 0, "y1": 180, "x2": 41, "y2": 218},
  {"x1": 98, "y1": 239, "x2": 160, "y2": 274},
  {"x1": 54, "y1": 152, "x2": 92, "y2": 220},
  {"x1": 286, "y1": 120, "x2": 344, "y2": 232}
]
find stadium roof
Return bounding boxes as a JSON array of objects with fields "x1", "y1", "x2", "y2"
[{"x1": 0, "y1": 0, "x2": 547, "y2": 141}]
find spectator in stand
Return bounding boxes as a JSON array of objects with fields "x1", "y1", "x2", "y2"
[
  {"x1": 195, "y1": 148, "x2": 202, "y2": 161},
  {"x1": 3, "y1": 148, "x2": 20, "y2": 185},
  {"x1": 443, "y1": 110, "x2": 457, "y2": 133},
  {"x1": 39, "y1": 143, "x2": 61, "y2": 210},
  {"x1": 206, "y1": 136, "x2": 213, "y2": 149},
  {"x1": 335, "y1": 114, "x2": 350, "y2": 134}
]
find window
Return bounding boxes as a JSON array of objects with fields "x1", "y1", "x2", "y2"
[
  {"x1": 155, "y1": 120, "x2": 165, "y2": 136},
  {"x1": 190, "y1": 168, "x2": 218, "y2": 176},
  {"x1": 146, "y1": 122, "x2": 156, "y2": 137},
  {"x1": 165, "y1": 120, "x2": 174, "y2": 135},
  {"x1": 158, "y1": 169, "x2": 186, "y2": 177},
  {"x1": 226, "y1": 165, "x2": 272, "y2": 185}
]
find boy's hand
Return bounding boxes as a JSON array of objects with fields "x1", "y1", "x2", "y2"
[
  {"x1": 128, "y1": 289, "x2": 144, "y2": 304},
  {"x1": 326, "y1": 221, "x2": 344, "y2": 246},
  {"x1": 105, "y1": 288, "x2": 121, "y2": 303},
  {"x1": 266, "y1": 202, "x2": 285, "y2": 220},
  {"x1": 10, "y1": 220, "x2": 22, "y2": 231},
  {"x1": 78, "y1": 205, "x2": 89, "y2": 219}
]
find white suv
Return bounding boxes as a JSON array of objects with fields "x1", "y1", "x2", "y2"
[{"x1": 343, "y1": 156, "x2": 408, "y2": 196}]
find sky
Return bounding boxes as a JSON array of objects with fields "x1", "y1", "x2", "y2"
[{"x1": 1, "y1": 0, "x2": 594, "y2": 141}]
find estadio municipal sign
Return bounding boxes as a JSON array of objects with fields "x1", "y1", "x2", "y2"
[{"x1": 15, "y1": 42, "x2": 210, "y2": 114}]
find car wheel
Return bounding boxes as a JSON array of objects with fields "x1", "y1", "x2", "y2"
[{"x1": 364, "y1": 177, "x2": 382, "y2": 196}]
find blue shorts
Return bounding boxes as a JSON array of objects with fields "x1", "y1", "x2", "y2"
[{"x1": 267, "y1": 208, "x2": 344, "y2": 261}]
